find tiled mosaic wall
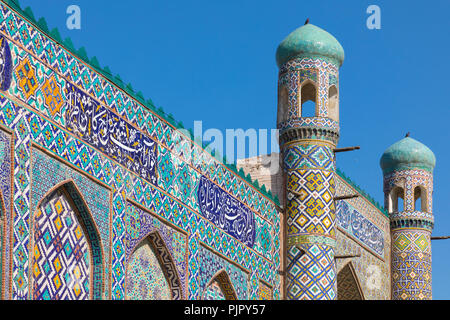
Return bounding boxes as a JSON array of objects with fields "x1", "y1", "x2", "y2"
[
  {"x1": 32, "y1": 189, "x2": 92, "y2": 300},
  {"x1": 126, "y1": 239, "x2": 171, "y2": 300},
  {"x1": 334, "y1": 175, "x2": 391, "y2": 300},
  {"x1": 0, "y1": 128, "x2": 12, "y2": 299},
  {"x1": 383, "y1": 168, "x2": 433, "y2": 300},
  {"x1": 279, "y1": 56, "x2": 341, "y2": 300},
  {"x1": 0, "y1": 1, "x2": 280, "y2": 300}
]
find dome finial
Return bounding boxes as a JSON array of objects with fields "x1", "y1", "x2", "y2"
[
  {"x1": 380, "y1": 136, "x2": 436, "y2": 174},
  {"x1": 405, "y1": 132, "x2": 410, "y2": 138},
  {"x1": 275, "y1": 23, "x2": 345, "y2": 68}
]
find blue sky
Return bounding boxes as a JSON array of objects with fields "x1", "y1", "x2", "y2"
[{"x1": 19, "y1": 0, "x2": 450, "y2": 299}]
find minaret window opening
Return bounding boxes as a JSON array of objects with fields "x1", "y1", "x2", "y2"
[
  {"x1": 389, "y1": 186, "x2": 404, "y2": 212},
  {"x1": 278, "y1": 86, "x2": 289, "y2": 123},
  {"x1": 414, "y1": 186, "x2": 427, "y2": 212},
  {"x1": 300, "y1": 82, "x2": 317, "y2": 117},
  {"x1": 328, "y1": 85, "x2": 339, "y2": 122}
]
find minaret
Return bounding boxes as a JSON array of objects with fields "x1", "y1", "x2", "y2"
[
  {"x1": 380, "y1": 136, "x2": 436, "y2": 300},
  {"x1": 276, "y1": 22, "x2": 344, "y2": 300}
]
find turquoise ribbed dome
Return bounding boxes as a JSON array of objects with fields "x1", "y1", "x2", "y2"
[
  {"x1": 380, "y1": 137, "x2": 436, "y2": 174},
  {"x1": 276, "y1": 23, "x2": 345, "y2": 68}
]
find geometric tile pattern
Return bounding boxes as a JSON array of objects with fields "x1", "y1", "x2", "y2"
[
  {"x1": 126, "y1": 238, "x2": 171, "y2": 300},
  {"x1": 258, "y1": 281, "x2": 272, "y2": 300},
  {"x1": 0, "y1": 128, "x2": 12, "y2": 298},
  {"x1": 286, "y1": 244, "x2": 336, "y2": 300},
  {"x1": 384, "y1": 167, "x2": 433, "y2": 300},
  {"x1": 0, "y1": 2, "x2": 281, "y2": 300},
  {"x1": 31, "y1": 189, "x2": 90, "y2": 300},
  {"x1": 198, "y1": 245, "x2": 249, "y2": 300},
  {"x1": 287, "y1": 168, "x2": 336, "y2": 237},
  {"x1": 30, "y1": 148, "x2": 107, "y2": 300},
  {"x1": 284, "y1": 144, "x2": 335, "y2": 171},
  {"x1": 279, "y1": 56, "x2": 339, "y2": 301},
  {"x1": 0, "y1": 83, "x2": 279, "y2": 299},
  {"x1": 124, "y1": 203, "x2": 187, "y2": 299},
  {"x1": 384, "y1": 169, "x2": 433, "y2": 221},
  {"x1": 284, "y1": 141, "x2": 337, "y2": 300},
  {"x1": 391, "y1": 230, "x2": 432, "y2": 300},
  {"x1": 203, "y1": 279, "x2": 226, "y2": 300},
  {"x1": 277, "y1": 57, "x2": 339, "y2": 130},
  {"x1": 334, "y1": 172, "x2": 391, "y2": 300},
  {"x1": 333, "y1": 174, "x2": 392, "y2": 300},
  {"x1": 336, "y1": 262, "x2": 363, "y2": 300}
]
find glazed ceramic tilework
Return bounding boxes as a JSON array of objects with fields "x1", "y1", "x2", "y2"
[
  {"x1": 0, "y1": 1, "x2": 281, "y2": 300},
  {"x1": 31, "y1": 189, "x2": 91, "y2": 300},
  {"x1": 126, "y1": 238, "x2": 171, "y2": 300},
  {"x1": 0, "y1": 128, "x2": 11, "y2": 297}
]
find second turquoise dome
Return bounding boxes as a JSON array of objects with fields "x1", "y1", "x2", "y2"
[
  {"x1": 275, "y1": 23, "x2": 345, "y2": 68},
  {"x1": 380, "y1": 137, "x2": 436, "y2": 174}
]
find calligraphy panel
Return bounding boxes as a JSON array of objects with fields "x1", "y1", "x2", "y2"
[
  {"x1": 64, "y1": 83, "x2": 157, "y2": 185},
  {"x1": 336, "y1": 201, "x2": 384, "y2": 258},
  {"x1": 197, "y1": 175, "x2": 256, "y2": 247}
]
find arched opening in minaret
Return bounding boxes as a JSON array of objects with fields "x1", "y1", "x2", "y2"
[
  {"x1": 389, "y1": 186, "x2": 404, "y2": 212},
  {"x1": 328, "y1": 85, "x2": 339, "y2": 122},
  {"x1": 414, "y1": 186, "x2": 428, "y2": 212},
  {"x1": 278, "y1": 85, "x2": 289, "y2": 123},
  {"x1": 300, "y1": 82, "x2": 317, "y2": 117}
]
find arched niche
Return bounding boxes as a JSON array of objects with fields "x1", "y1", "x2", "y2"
[
  {"x1": 300, "y1": 81, "x2": 317, "y2": 117},
  {"x1": 328, "y1": 85, "x2": 339, "y2": 122},
  {"x1": 30, "y1": 180, "x2": 103, "y2": 300},
  {"x1": 126, "y1": 230, "x2": 183, "y2": 300},
  {"x1": 414, "y1": 186, "x2": 428, "y2": 212},
  {"x1": 337, "y1": 262, "x2": 364, "y2": 300},
  {"x1": 202, "y1": 269, "x2": 238, "y2": 300},
  {"x1": 277, "y1": 85, "x2": 289, "y2": 124},
  {"x1": 388, "y1": 186, "x2": 404, "y2": 213}
]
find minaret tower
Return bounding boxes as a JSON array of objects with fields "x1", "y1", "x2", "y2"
[
  {"x1": 380, "y1": 136, "x2": 436, "y2": 300},
  {"x1": 276, "y1": 22, "x2": 344, "y2": 300}
]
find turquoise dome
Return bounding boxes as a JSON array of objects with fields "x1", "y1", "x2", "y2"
[
  {"x1": 276, "y1": 23, "x2": 345, "y2": 68},
  {"x1": 380, "y1": 137, "x2": 436, "y2": 174}
]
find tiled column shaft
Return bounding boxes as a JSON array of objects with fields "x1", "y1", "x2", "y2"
[{"x1": 284, "y1": 140, "x2": 337, "y2": 300}]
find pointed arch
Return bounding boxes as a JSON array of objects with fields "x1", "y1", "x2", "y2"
[
  {"x1": 202, "y1": 269, "x2": 238, "y2": 300},
  {"x1": 414, "y1": 185, "x2": 428, "y2": 212},
  {"x1": 29, "y1": 179, "x2": 103, "y2": 300},
  {"x1": 337, "y1": 262, "x2": 364, "y2": 300},
  {"x1": 388, "y1": 186, "x2": 404, "y2": 212},
  {"x1": 300, "y1": 80, "x2": 317, "y2": 117},
  {"x1": 126, "y1": 230, "x2": 183, "y2": 300}
]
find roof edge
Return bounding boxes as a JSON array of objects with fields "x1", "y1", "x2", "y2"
[
  {"x1": 2, "y1": 0, "x2": 280, "y2": 206},
  {"x1": 336, "y1": 168, "x2": 389, "y2": 218}
]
